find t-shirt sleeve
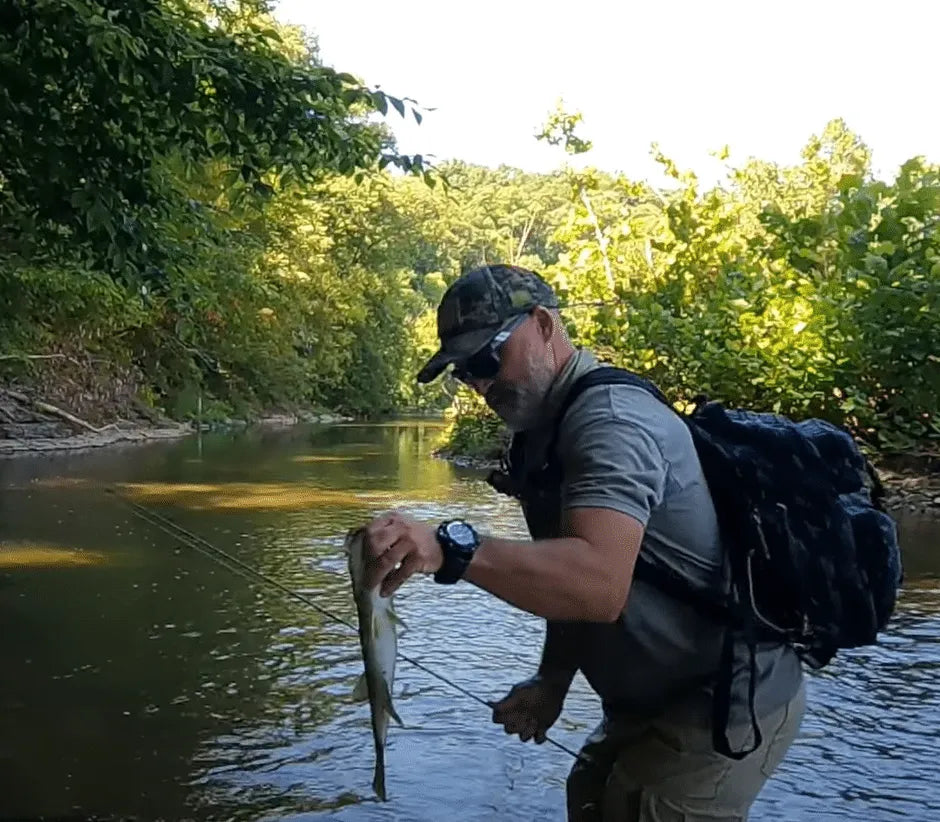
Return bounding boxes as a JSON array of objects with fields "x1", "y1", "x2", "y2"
[{"x1": 557, "y1": 394, "x2": 669, "y2": 526}]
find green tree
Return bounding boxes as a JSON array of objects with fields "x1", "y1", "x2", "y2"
[{"x1": 0, "y1": 0, "x2": 428, "y2": 283}]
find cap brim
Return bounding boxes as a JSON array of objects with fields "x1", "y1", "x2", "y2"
[{"x1": 415, "y1": 325, "x2": 504, "y2": 384}]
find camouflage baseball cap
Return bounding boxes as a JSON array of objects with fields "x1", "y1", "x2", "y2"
[{"x1": 416, "y1": 264, "x2": 559, "y2": 383}]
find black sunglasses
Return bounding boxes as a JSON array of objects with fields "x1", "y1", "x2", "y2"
[{"x1": 451, "y1": 312, "x2": 530, "y2": 383}]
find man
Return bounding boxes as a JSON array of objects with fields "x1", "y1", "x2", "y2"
[{"x1": 363, "y1": 264, "x2": 805, "y2": 821}]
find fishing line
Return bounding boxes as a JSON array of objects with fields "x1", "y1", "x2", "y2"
[{"x1": 107, "y1": 488, "x2": 582, "y2": 761}]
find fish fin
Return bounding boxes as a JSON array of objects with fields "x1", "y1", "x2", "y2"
[
  {"x1": 372, "y1": 746, "x2": 387, "y2": 801},
  {"x1": 388, "y1": 608, "x2": 408, "y2": 634},
  {"x1": 384, "y1": 681, "x2": 403, "y2": 727},
  {"x1": 387, "y1": 703, "x2": 403, "y2": 727},
  {"x1": 351, "y1": 672, "x2": 369, "y2": 702}
]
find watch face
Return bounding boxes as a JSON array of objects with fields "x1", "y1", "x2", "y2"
[{"x1": 446, "y1": 521, "x2": 475, "y2": 546}]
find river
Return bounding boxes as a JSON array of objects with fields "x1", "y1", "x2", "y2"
[{"x1": 1, "y1": 421, "x2": 938, "y2": 821}]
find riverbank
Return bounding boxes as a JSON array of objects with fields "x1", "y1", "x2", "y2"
[
  {"x1": 434, "y1": 448, "x2": 940, "y2": 518},
  {"x1": 3, "y1": 384, "x2": 936, "y2": 518},
  {"x1": 874, "y1": 460, "x2": 940, "y2": 518},
  {"x1": 0, "y1": 387, "x2": 350, "y2": 456}
]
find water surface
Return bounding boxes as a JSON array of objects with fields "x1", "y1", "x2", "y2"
[{"x1": 1, "y1": 421, "x2": 938, "y2": 821}]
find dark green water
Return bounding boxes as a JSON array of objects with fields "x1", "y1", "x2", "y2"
[{"x1": 1, "y1": 421, "x2": 938, "y2": 821}]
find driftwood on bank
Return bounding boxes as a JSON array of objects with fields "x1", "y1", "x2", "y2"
[
  {"x1": 0, "y1": 387, "x2": 191, "y2": 455},
  {"x1": 3, "y1": 389, "x2": 111, "y2": 433}
]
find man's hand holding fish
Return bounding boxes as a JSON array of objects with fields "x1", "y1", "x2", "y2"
[{"x1": 363, "y1": 511, "x2": 443, "y2": 596}]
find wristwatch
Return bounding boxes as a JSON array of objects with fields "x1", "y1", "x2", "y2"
[{"x1": 434, "y1": 519, "x2": 481, "y2": 584}]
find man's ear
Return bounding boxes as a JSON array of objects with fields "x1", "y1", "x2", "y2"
[{"x1": 532, "y1": 306, "x2": 555, "y2": 342}]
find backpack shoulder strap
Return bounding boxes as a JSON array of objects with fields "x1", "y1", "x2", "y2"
[
  {"x1": 545, "y1": 366, "x2": 676, "y2": 464},
  {"x1": 555, "y1": 366, "x2": 672, "y2": 427}
]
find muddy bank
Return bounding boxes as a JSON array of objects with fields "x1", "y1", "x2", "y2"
[
  {"x1": 0, "y1": 388, "x2": 349, "y2": 456},
  {"x1": 0, "y1": 422, "x2": 193, "y2": 454},
  {"x1": 875, "y1": 463, "x2": 940, "y2": 519}
]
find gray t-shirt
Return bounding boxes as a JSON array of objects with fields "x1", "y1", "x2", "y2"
[{"x1": 519, "y1": 348, "x2": 803, "y2": 727}]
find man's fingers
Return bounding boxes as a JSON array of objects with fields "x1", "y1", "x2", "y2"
[
  {"x1": 368, "y1": 535, "x2": 411, "y2": 579},
  {"x1": 490, "y1": 680, "x2": 557, "y2": 744},
  {"x1": 380, "y1": 538, "x2": 412, "y2": 572},
  {"x1": 363, "y1": 537, "x2": 411, "y2": 590},
  {"x1": 495, "y1": 709, "x2": 547, "y2": 742},
  {"x1": 498, "y1": 710, "x2": 528, "y2": 735},
  {"x1": 380, "y1": 552, "x2": 422, "y2": 597},
  {"x1": 491, "y1": 692, "x2": 524, "y2": 722},
  {"x1": 366, "y1": 519, "x2": 406, "y2": 558},
  {"x1": 502, "y1": 718, "x2": 523, "y2": 735},
  {"x1": 519, "y1": 719, "x2": 538, "y2": 742}
]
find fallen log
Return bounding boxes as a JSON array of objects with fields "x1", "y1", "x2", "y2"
[{"x1": 3, "y1": 389, "x2": 103, "y2": 433}]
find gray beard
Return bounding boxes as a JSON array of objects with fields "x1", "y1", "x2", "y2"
[{"x1": 486, "y1": 362, "x2": 555, "y2": 432}]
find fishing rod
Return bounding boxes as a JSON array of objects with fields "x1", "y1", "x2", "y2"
[{"x1": 106, "y1": 488, "x2": 582, "y2": 762}]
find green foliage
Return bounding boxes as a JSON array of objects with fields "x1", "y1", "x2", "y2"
[
  {"x1": 438, "y1": 386, "x2": 509, "y2": 460},
  {"x1": 398, "y1": 161, "x2": 574, "y2": 279},
  {"x1": 0, "y1": 0, "x2": 427, "y2": 283},
  {"x1": 536, "y1": 99, "x2": 593, "y2": 155},
  {"x1": 0, "y1": 260, "x2": 147, "y2": 345},
  {"x1": 539, "y1": 118, "x2": 939, "y2": 451},
  {"x1": 0, "y1": 0, "x2": 439, "y2": 424},
  {"x1": 1, "y1": 10, "x2": 935, "y2": 465}
]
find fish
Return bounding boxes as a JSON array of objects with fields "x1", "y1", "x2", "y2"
[{"x1": 345, "y1": 526, "x2": 404, "y2": 801}]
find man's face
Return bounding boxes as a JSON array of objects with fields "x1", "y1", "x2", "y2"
[{"x1": 458, "y1": 310, "x2": 556, "y2": 432}]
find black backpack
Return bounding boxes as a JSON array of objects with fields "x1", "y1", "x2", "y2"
[{"x1": 495, "y1": 366, "x2": 903, "y2": 760}]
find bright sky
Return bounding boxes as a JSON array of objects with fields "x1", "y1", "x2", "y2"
[{"x1": 273, "y1": 0, "x2": 939, "y2": 188}]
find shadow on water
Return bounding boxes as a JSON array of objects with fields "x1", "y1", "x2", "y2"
[{"x1": 0, "y1": 420, "x2": 938, "y2": 821}]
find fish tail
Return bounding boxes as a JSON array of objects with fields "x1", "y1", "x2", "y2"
[{"x1": 372, "y1": 745, "x2": 386, "y2": 801}]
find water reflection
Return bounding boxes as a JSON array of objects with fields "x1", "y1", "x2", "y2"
[
  {"x1": 0, "y1": 543, "x2": 106, "y2": 568},
  {"x1": 115, "y1": 481, "x2": 403, "y2": 512},
  {"x1": 0, "y1": 421, "x2": 938, "y2": 821}
]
